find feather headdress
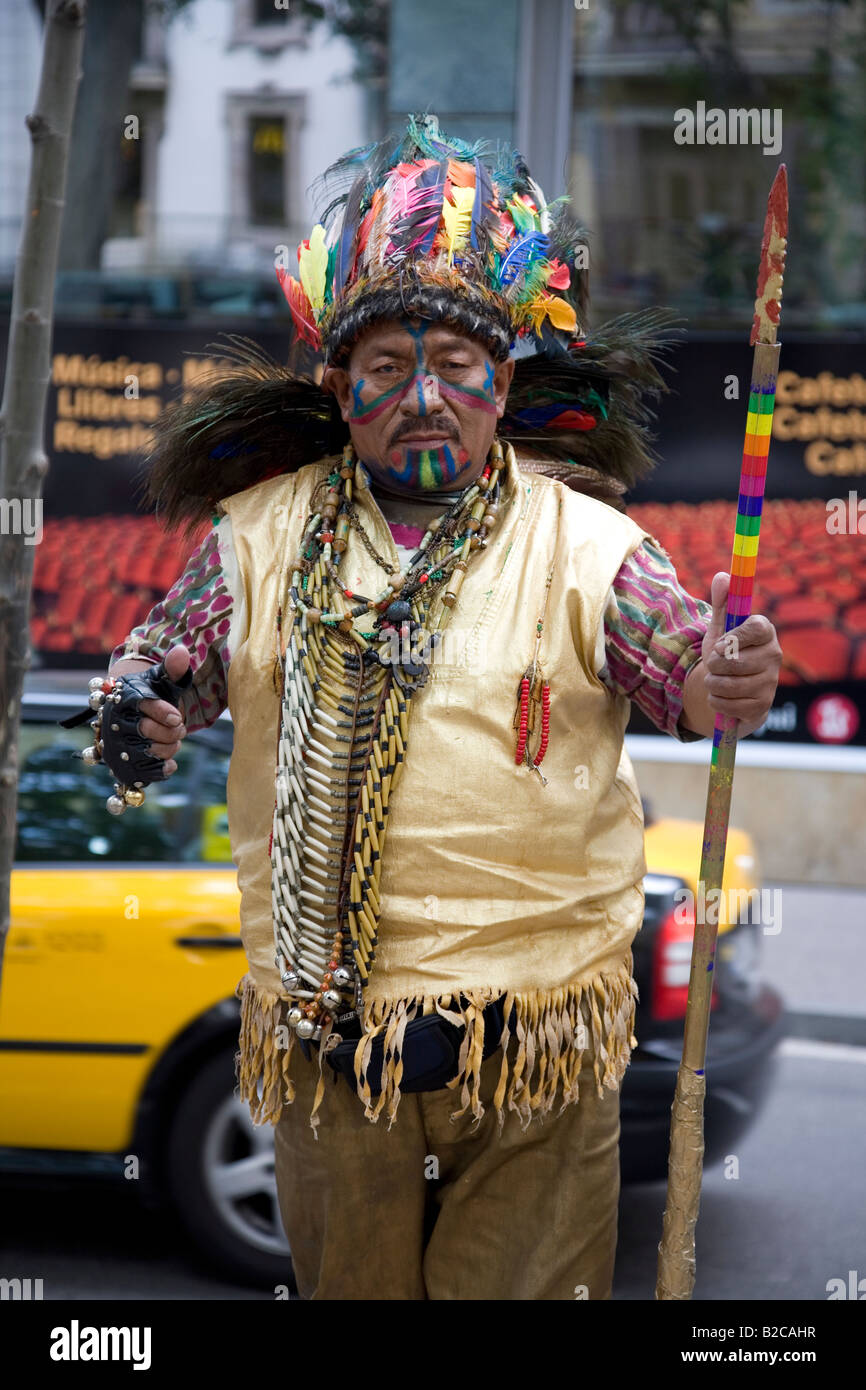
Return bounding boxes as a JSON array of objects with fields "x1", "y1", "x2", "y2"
[{"x1": 278, "y1": 114, "x2": 589, "y2": 363}]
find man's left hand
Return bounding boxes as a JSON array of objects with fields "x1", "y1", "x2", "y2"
[{"x1": 683, "y1": 571, "x2": 783, "y2": 738}]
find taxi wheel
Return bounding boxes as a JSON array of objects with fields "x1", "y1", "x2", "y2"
[{"x1": 165, "y1": 1045, "x2": 297, "y2": 1290}]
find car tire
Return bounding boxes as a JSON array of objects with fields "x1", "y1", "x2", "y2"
[{"x1": 165, "y1": 1045, "x2": 297, "y2": 1291}]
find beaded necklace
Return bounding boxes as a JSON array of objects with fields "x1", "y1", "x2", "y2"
[{"x1": 270, "y1": 438, "x2": 506, "y2": 1043}]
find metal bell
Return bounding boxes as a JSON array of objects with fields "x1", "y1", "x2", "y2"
[
  {"x1": 281, "y1": 970, "x2": 301, "y2": 991},
  {"x1": 296, "y1": 1018, "x2": 315, "y2": 1040},
  {"x1": 333, "y1": 966, "x2": 353, "y2": 989},
  {"x1": 81, "y1": 745, "x2": 100, "y2": 765},
  {"x1": 89, "y1": 691, "x2": 105, "y2": 710},
  {"x1": 123, "y1": 788, "x2": 145, "y2": 808},
  {"x1": 322, "y1": 989, "x2": 341, "y2": 1010},
  {"x1": 106, "y1": 795, "x2": 126, "y2": 816},
  {"x1": 88, "y1": 677, "x2": 105, "y2": 692},
  {"x1": 287, "y1": 1007, "x2": 303, "y2": 1027}
]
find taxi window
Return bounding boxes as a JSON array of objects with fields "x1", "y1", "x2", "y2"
[{"x1": 15, "y1": 720, "x2": 234, "y2": 864}]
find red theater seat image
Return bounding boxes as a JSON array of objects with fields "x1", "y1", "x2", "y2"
[{"x1": 629, "y1": 498, "x2": 864, "y2": 686}]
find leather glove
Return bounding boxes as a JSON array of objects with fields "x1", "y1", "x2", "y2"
[{"x1": 60, "y1": 656, "x2": 193, "y2": 792}]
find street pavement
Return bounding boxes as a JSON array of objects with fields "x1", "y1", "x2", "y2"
[{"x1": 615, "y1": 1038, "x2": 866, "y2": 1300}]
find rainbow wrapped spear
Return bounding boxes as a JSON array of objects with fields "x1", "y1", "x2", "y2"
[{"x1": 656, "y1": 165, "x2": 788, "y2": 1301}]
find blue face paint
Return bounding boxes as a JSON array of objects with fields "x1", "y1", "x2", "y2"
[
  {"x1": 404, "y1": 319, "x2": 431, "y2": 415},
  {"x1": 350, "y1": 319, "x2": 490, "y2": 492}
]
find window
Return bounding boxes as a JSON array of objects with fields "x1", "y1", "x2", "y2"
[
  {"x1": 226, "y1": 94, "x2": 305, "y2": 240},
  {"x1": 231, "y1": 0, "x2": 307, "y2": 49},
  {"x1": 16, "y1": 721, "x2": 234, "y2": 864},
  {"x1": 248, "y1": 115, "x2": 287, "y2": 226},
  {"x1": 109, "y1": 126, "x2": 144, "y2": 239}
]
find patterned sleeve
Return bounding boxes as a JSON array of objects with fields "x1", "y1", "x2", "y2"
[
  {"x1": 600, "y1": 537, "x2": 712, "y2": 741},
  {"x1": 108, "y1": 515, "x2": 244, "y2": 734}
]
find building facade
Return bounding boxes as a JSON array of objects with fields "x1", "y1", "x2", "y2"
[{"x1": 0, "y1": 0, "x2": 369, "y2": 279}]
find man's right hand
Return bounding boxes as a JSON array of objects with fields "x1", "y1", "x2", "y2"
[{"x1": 108, "y1": 644, "x2": 191, "y2": 777}]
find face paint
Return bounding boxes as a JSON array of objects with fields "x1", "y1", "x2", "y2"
[
  {"x1": 344, "y1": 319, "x2": 501, "y2": 494},
  {"x1": 436, "y1": 377, "x2": 498, "y2": 415},
  {"x1": 406, "y1": 320, "x2": 430, "y2": 415},
  {"x1": 384, "y1": 444, "x2": 470, "y2": 489},
  {"x1": 349, "y1": 318, "x2": 497, "y2": 426},
  {"x1": 349, "y1": 361, "x2": 496, "y2": 426},
  {"x1": 349, "y1": 372, "x2": 415, "y2": 424}
]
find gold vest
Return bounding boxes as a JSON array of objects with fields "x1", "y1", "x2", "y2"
[{"x1": 220, "y1": 447, "x2": 650, "y2": 1131}]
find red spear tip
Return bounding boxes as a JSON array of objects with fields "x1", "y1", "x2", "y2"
[
  {"x1": 751, "y1": 164, "x2": 789, "y2": 347},
  {"x1": 766, "y1": 164, "x2": 788, "y2": 237}
]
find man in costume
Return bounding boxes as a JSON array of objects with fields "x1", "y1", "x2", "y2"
[{"x1": 89, "y1": 117, "x2": 781, "y2": 1300}]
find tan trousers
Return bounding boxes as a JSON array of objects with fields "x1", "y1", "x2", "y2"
[{"x1": 272, "y1": 1031, "x2": 622, "y2": 1301}]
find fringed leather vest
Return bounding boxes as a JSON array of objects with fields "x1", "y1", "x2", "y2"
[{"x1": 220, "y1": 446, "x2": 650, "y2": 1132}]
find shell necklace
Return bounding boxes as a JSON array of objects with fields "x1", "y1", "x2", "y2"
[{"x1": 270, "y1": 437, "x2": 506, "y2": 1041}]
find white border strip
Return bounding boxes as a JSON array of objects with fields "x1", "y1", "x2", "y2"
[{"x1": 626, "y1": 733, "x2": 866, "y2": 774}]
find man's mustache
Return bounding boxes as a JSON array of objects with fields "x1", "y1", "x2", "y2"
[{"x1": 389, "y1": 419, "x2": 460, "y2": 445}]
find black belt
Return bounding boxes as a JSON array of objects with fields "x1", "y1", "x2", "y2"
[{"x1": 298, "y1": 996, "x2": 514, "y2": 1096}]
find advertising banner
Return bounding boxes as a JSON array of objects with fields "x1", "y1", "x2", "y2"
[{"x1": 3, "y1": 319, "x2": 864, "y2": 745}]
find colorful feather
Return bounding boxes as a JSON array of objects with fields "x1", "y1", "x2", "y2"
[
  {"x1": 439, "y1": 185, "x2": 476, "y2": 264},
  {"x1": 406, "y1": 113, "x2": 479, "y2": 164},
  {"x1": 364, "y1": 186, "x2": 392, "y2": 269},
  {"x1": 471, "y1": 156, "x2": 495, "y2": 252},
  {"x1": 298, "y1": 223, "x2": 328, "y2": 314},
  {"x1": 525, "y1": 292, "x2": 578, "y2": 335},
  {"x1": 498, "y1": 230, "x2": 549, "y2": 288},
  {"x1": 355, "y1": 186, "x2": 385, "y2": 263},
  {"x1": 546, "y1": 259, "x2": 571, "y2": 290},
  {"x1": 507, "y1": 194, "x2": 539, "y2": 236},
  {"x1": 386, "y1": 160, "x2": 446, "y2": 260},
  {"x1": 446, "y1": 158, "x2": 475, "y2": 188},
  {"x1": 324, "y1": 240, "x2": 339, "y2": 305},
  {"x1": 335, "y1": 171, "x2": 367, "y2": 293},
  {"x1": 277, "y1": 271, "x2": 321, "y2": 349},
  {"x1": 506, "y1": 256, "x2": 554, "y2": 307}
]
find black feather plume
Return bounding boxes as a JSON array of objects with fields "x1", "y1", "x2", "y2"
[{"x1": 140, "y1": 336, "x2": 344, "y2": 537}]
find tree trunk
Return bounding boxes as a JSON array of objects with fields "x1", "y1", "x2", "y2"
[
  {"x1": 0, "y1": 0, "x2": 86, "y2": 991},
  {"x1": 58, "y1": 0, "x2": 142, "y2": 271}
]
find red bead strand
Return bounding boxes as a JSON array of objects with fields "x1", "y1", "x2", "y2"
[
  {"x1": 514, "y1": 677, "x2": 530, "y2": 764},
  {"x1": 532, "y1": 682, "x2": 551, "y2": 766}
]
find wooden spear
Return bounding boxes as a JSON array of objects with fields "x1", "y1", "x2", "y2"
[
  {"x1": 655, "y1": 165, "x2": 789, "y2": 1300},
  {"x1": 0, "y1": 1, "x2": 86, "y2": 991}
]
